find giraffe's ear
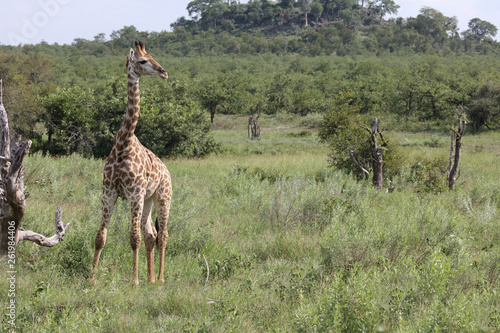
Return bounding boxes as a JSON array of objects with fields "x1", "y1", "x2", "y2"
[{"x1": 129, "y1": 48, "x2": 136, "y2": 62}]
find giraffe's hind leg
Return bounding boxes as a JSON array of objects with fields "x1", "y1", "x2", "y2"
[
  {"x1": 141, "y1": 197, "x2": 156, "y2": 284},
  {"x1": 91, "y1": 190, "x2": 117, "y2": 284},
  {"x1": 154, "y1": 183, "x2": 172, "y2": 284},
  {"x1": 129, "y1": 195, "x2": 145, "y2": 285}
]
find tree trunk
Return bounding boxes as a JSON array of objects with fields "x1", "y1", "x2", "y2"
[
  {"x1": 248, "y1": 114, "x2": 260, "y2": 139},
  {"x1": 0, "y1": 78, "x2": 69, "y2": 257},
  {"x1": 210, "y1": 106, "x2": 216, "y2": 124},
  {"x1": 248, "y1": 115, "x2": 253, "y2": 139},
  {"x1": 369, "y1": 118, "x2": 384, "y2": 189},
  {"x1": 447, "y1": 109, "x2": 470, "y2": 190},
  {"x1": 361, "y1": 117, "x2": 386, "y2": 189}
]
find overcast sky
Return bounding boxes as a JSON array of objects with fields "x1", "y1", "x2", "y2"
[{"x1": 1, "y1": 0, "x2": 499, "y2": 45}]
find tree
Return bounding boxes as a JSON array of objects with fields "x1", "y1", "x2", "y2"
[
  {"x1": 310, "y1": 2, "x2": 324, "y2": 22},
  {"x1": 447, "y1": 109, "x2": 470, "y2": 190},
  {"x1": 0, "y1": 51, "x2": 52, "y2": 140},
  {"x1": 408, "y1": 7, "x2": 457, "y2": 48},
  {"x1": 467, "y1": 18, "x2": 497, "y2": 39},
  {"x1": 299, "y1": 0, "x2": 312, "y2": 27},
  {"x1": 358, "y1": 117, "x2": 387, "y2": 189},
  {"x1": 41, "y1": 86, "x2": 99, "y2": 156},
  {"x1": 136, "y1": 80, "x2": 219, "y2": 157},
  {"x1": 318, "y1": 91, "x2": 367, "y2": 177},
  {"x1": 371, "y1": 0, "x2": 399, "y2": 20},
  {"x1": 0, "y1": 79, "x2": 69, "y2": 257},
  {"x1": 388, "y1": 57, "x2": 459, "y2": 120},
  {"x1": 109, "y1": 26, "x2": 147, "y2": 49},
  {"x1": 462, "y1": 18, "x2": 498, "y2": 48},
  {"x1": 187, "y1": 0, "x2": 229, "y2": 30},
  {"x1": 279, "y1": 0, "x2": 295, "y2": 9},
  {"x1": 467, "y1": 81, "x2": 500, "y2": 129},
  {"x1": 319, "y1": 91, "x2": 403, "y2": 186},
  {"x1": 248, "y1": 114, "x2": 261, "y2": 139}
]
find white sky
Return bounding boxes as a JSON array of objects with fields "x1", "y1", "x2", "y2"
[{"x1": 0, "y1": 0, "x2": 499, "y2": 45}]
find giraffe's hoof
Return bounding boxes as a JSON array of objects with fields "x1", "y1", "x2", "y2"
[{"x1": 88, "y1": 276, "x2": 97, "y2": 286}]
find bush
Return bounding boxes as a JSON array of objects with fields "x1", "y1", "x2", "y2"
[
  {"x1": 401, "y1": 155, "x2": 448, "y2": 193},
  {"x1": 39, "y1": 79, "x2": 219, "y2": 158},
  {"x1": 319, "y1": 91, "x2": 406, "y2": 183},
  {"x1": 300, "y1": 112, "x2": 324, "y2": 129}
]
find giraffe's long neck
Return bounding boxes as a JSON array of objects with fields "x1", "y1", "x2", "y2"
[{"x1": 114, "y1": 74, "x2": 140, "y2": 152}]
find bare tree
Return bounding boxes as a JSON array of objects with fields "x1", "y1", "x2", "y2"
[
  {"x1": 350, "y1": 117, "x2": 387, "y2": 189},
  {"x1": 0, "y1": 79, "x2": 69, "y2": 257},
  {"x1": 447, "y1": 107, "x2": 471, "y2": 190},
  {"x1": 363, "y1": 118, "x2": 387, "y2": 189},
  {"x1": 248, "y1": 114, "x2": 261, "y2": 139}
]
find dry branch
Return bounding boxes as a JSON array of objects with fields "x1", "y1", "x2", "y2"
[
  {"x1": 349, "y1": 149, "x2": 369, "y2": 179},
  {"x1": 0, "y1": 78, "x2": 68, "y2": 256},
  {"x1": 17, "y1": 207, "x2": 70, "y2": 246}
]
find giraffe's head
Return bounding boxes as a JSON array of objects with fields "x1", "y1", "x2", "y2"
[{"x1": 126, "y1": 41, "x2": 168, "y2": 80}]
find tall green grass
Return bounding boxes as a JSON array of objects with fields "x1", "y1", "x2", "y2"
[{"x1": 1, "y1": 115, "x2": 500, "y2": 332}]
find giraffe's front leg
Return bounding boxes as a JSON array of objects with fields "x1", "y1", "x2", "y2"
[
  {"x1": 91, "y1": 190, "x2": 117, "y2": 285},
  {"x1": 129, "y1": 196, "x2": 144, "y2": 285}
]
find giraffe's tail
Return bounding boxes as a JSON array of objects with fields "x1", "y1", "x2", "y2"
[{"x1": 155, "y1": 218, "x2": 159, "y2": 247}]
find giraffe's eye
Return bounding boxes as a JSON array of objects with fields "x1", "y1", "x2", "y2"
[{"x1": 139, "y1": 60, "x2": 147, "y2": 64}]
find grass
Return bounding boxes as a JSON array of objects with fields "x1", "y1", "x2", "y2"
[{"x1": 1, "y1": 114, "x2": 500, "y2": 332}]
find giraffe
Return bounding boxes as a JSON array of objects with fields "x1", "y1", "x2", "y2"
[{"x1": 91, "y1": 41, "x2": 172, "y2": 285}]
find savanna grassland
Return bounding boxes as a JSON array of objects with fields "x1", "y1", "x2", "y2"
[{"x1": 1, "y1": 114, "x2": 500, "y2": 332}]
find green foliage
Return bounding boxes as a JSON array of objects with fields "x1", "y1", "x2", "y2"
[
  {"x1": 468, "y1": 81, "x2": 500, "y2": 130},
  {"x1": 318, "y1": 91, "x2": 405, "y2": 181},
  {"x1": 402, "y1": 155, "x2": 448, "y2": 193},
  {"x1": 135, "y1": 80, "x2": 220, "y2": 157},
  {"x1": 463, "y1": 18, "x2": 498, "y2": 50},
  {"x1": 36, "y1": 77, "x2": 218, "y2": 158},
  {"x1": 40, "y1": 86, "x2": 100, "y2": 155},
  {"x1": 0, "y1": 50, "x2": 53, "y2": 138}
]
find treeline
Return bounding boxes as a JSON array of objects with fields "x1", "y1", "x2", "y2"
[{"x1": 2, "y1": 48, "x2": 500, "y2": 157}]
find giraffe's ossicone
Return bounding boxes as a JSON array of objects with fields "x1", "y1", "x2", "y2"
[{"x1": 91, "y1": 41, "x2": 172, "y2": 285}]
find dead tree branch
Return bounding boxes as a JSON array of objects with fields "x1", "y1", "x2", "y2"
[
  {"x1": 0, "y1": 78, "x2": 68, "y2": 256},
  {"x1": 16, "y1": 207, "x2": 70, "y2": 246},
  {"x1": 349, "y1": 150, "x2": 369, "y2": 179}
]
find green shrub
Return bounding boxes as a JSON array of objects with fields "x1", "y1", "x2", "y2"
[{"x1": 402, "y1": 155, "x2": 448, "y2": 193}]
